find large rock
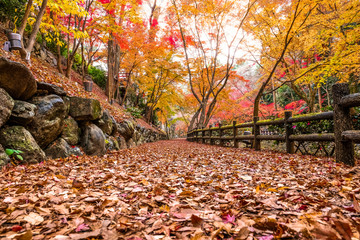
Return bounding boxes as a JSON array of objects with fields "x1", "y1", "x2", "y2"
[
  {"x1": 0, "y1": 126, "x2": 45, "y2": 163},
  {"x1": 62, "y1": 96, "x2": 71, "y2": 116},
  {"x1": 0, "y1": 144, "x2": 10, "y2": 167},
  {"x1": 46, "y1": 51, "x2": 57, "y2": 66},
  {"x1": 28, "y1": 95, "x2": 67, "y2": 148},
  {"x1": 0, "y1": 57, "x2": 37, "y2": 100},
  {"x1": 95, "y1": 110, "x2": 114, "y2": 135},
  {"x1": 69, "y1": 146, "x2": 83, "y2": 157},
  {"x1": 117, "y1": 135, "x2": 127, "y2": 149},
  {"x1": 69, "y1": 97, "x2": 102, "y2": 121},
  {"x1": 137, "y1": 136, "x2": 145, "y2": 145},
  {"x1": 61, "y1": 117, "x2": 80, "y2": 145},
  {"x1": 106, "y1": 136, "x2": 120, "y2": 151},
  {"x1": 40, "y1": 49, "x2": 47, "y2": 60},
  {"x1": 127, "y1": 138, "x2": 136, "y2": 148},
  {"x1": 44, "y1": 138, "x2": 71, "y2": 159},
  {"x1": 133, "y1": 129, "x2": 141, "y2": 143},
  {"x1": 117, "y1": 120, "x2": 135, "y2": 140},
  {"x1": 0, "y1": 88, "x2": 14, "y2": 128},
  {"x1": 8, "y1": 100, "x2": 36, "y2": 125},
  {"x1": 112, "y1": 119, "x2": 119, "y2": 136},
  {"x1": 81, "y1": 123, "x2": 106, "y2": 156},
  {"x1": 37, "y1": 82, "x2": 67, "y2": 96}
]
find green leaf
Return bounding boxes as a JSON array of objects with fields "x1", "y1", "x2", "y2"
[
  {"x1": 16, "y1": 155, "x2": 23, "y2": 161},
  {"x1": 5, "y1": 149, "x2": 14, "y2": 156},
  {"x1": 14, "y1": 150, "x2": 23, "y2": 154}
]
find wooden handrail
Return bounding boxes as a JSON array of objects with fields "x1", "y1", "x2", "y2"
[
  {"x1": 288, "y1": 111, "x2": 333, "y2": 123},
  {"x1": 342, "y1": 130, "x2": 360, "y2": 143},
  {"x1": 186, "y1": 83, "x2": 359, "y2": 166},
  {"x1": 340, "y1": 93, "x2": 360, "y2": 108}
]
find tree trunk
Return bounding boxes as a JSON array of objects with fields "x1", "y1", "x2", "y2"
[
  {"x1": 19, "y1": 0, "x2": 48, "y2": 63},
  {"x1": 145, "y1": 106, "x2": 154, "y2": 123},
  {"x1": 65, "y1": 58, "x2": 74, "y2": 78},
  {"x1": 106, "y1": 37, "x2": 120, "y2": 101},
  {"x1": 81, "y1": 41, "x2": 85, "y2": 81},
  {"x1": 197, "y1": 101, "x2": 207, "y2": 129},
  {"x1": 318, "y1": 87, "x2": 322, "y2": 111},
  {"x1": 107, "y1": 38, "x2": 115, "y2": 100},
  {"x1": 121, "y1": 76, "x2": 131, "y2": 106},
  {"x1": 253, "y1": 80, "x2": 269, "y2": 118},
  {"x1": 189, "y1": 107, "x2": 202, "y2": 130},
  {"x1": 113, "y1": 44, "x2": 121, "y2": 101},
  {"x1": 325, "y1": 85, "x2": 331, "y2": 107},
  {"x1": 272, "y1": 78, "x2": 277, "y2": 111},
  {"x1": 18, "y1": 0, "x2": 33, "y2": 36},
  {"x1": 57, "y1": 44, "x2": 63, "y2": 74}
]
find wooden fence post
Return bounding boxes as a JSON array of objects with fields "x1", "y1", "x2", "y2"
[
  {"x1": 219, "y1": 124, "x2": 223, "y2": 146},
  {"x1": 333, "y1": 83, "x2": 354, "y2": 166},
  {"x1": 204, "y1": 127, "x2": 207, "y2": 144},
  {"x1": 209, "y1": 125, "x2": 213, "y2": 145},
  {"x1": 201, "y1": 127, "x2": 204, "y2": 144},
  {"x1": 233, "y1": 121, "x2": 238, "y2": 148},
  {"x1": 198, "y1": 128, "x2": 202, "y2": 143},
  {"x1": 285, "y1": 111, "x2": 294, "y2": 154},
  {"x1": 253, "y1": 117, "x2": 260, "y2": 150}
]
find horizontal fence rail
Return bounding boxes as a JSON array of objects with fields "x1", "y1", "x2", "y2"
[{"x1": 187, "y1": 83, "x2": 360, "y2": 166}]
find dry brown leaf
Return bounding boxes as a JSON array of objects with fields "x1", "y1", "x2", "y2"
[{"x1": 23, "y1": 212, "x2": 44, "y2": 225}]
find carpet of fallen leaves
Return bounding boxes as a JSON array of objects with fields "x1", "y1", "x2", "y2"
[{"x1": 0, "y1": 139, "x2": 360, "y2": 240}]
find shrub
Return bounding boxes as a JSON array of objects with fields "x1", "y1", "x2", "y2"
[
  {"x1": 72, "y1": 52, "x2": 82, "y2": 71},
  {"x1": 88, "y1": 66, "x2": 106, "y2": 89},
  {"x1": 44, "y1": 33, "x2": 67, "y2": 56},
  {"x1": 0, "y1": 0, "x2": 26, "y2": 25},
  {"x1": 125, "y1": 107, "x2": 143, "y2": 119}
]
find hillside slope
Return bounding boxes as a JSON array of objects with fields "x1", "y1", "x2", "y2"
[{"x1": 0, "y1": 27, "x2": 161, "y2": 134}]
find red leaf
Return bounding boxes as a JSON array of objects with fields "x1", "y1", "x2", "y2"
[{"x1": 12, "y1": 225, "x2": 22, "y2": 232}]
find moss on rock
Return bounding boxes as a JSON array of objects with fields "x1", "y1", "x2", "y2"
[{"x1": 0, "y1": 126, "x2": 45, "y2": 163}]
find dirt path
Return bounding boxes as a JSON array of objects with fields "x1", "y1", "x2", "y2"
[{"x1": 0, "y1": 139, "x2": 359, "y2": 239}]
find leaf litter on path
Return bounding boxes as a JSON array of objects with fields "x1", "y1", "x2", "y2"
[{"x1": 0, "y1": 139, "x2": 359, "y2": 239}]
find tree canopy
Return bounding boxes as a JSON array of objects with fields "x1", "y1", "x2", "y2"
[{"x1": 3, "y1": 0, "x2": 360, "y2": 134}]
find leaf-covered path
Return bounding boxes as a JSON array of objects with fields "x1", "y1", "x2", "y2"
[{"x1": 0, "y1": 139, "x2": 359, "y2": 239}]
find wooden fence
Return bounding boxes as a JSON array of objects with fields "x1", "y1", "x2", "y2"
[{"x1": 187, "y1": 83, "x2": 360, "y2": 166}]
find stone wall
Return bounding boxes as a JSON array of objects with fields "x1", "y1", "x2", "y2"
[{"x1": 0, "y1": 57, "x2": 164, "y2": 167}]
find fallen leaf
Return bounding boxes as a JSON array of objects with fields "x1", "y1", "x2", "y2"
[
  {"x1": 23, "y1": 212, "x2": 44, "y2": 225},
  {"x1": 191, "y1": 214, "x2": 203, "y2": 227}
]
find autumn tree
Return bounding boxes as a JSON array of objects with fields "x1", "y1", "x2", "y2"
[
  {"x1": 115, "y1": 22, "x2": 148, "y2": 106},
  {"x1": 111, "y1": 0, "x2": 187, "y2": 127},
  {"x1": 80, "y1": 13, "x2": 105, "y2": 78},
  {"x1": 39, "y1": 0, "x2": 89, "y2": 77},
  {"x1": 302, "y1": 1, "x2": 360, "y2": 92},
  {"x1": 141, "y1": 52, "x2": 185, "y2": 122},
  {"x1": 170, "y1": 0, "x2": 256, "y2": 130},
  {"x1": 248, "y1": 0, "x2": 360, "y2": 117},
  {"x1": 97, "y1": 0, "x2": 142, "y2": 101},
  {"x1": 245, "y1": 0, "x2": 320, "y2": 118}
]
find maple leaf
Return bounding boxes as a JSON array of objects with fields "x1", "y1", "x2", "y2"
[
  {"x1": 76, "y1": 223, "x2": 90, "y2": 232},
  {"x1": 223, "y1": 214, "x2": 236, "y2": 224}
]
